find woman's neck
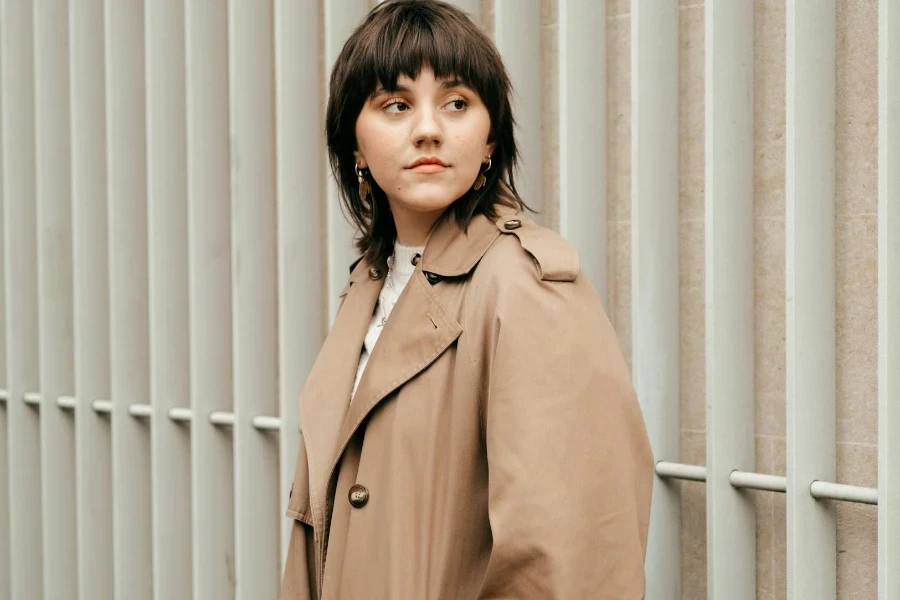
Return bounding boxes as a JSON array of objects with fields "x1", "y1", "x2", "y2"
[{"x1": 390, "y1": 206, "x2": 447, "y2": 247}]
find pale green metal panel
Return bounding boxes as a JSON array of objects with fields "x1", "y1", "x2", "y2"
[
  {"x1": 631, "y1": 1, "x2": 680, "y2": 599},
  {"x1": 227, "y1": 0, "x2": 281, "y2": 595},
  {"x1": 785, "y1": 1, "x2": 837, "y2": 598},
  {"x1": 325, "y1": 0, "x2": 369, "y2": 323},
  {"x1": 146, "y1": 0, "x2": 192, "y2": 597},
  {"x1": 0, "y1": 20, "x2": 7, "y2": 590},
  {"x1": 558, "y1": 0, "x2": 607, "y2": 306},
  {"x1": 34, "y1": 1, "x2": 78, "y2": 598},
  {"x1": 879, "y1": 0, "x2": 900, "y2": 597},
  {"x1": 71, "y1": 1, "x2": 114, "y2": 597},
  {"x1": 185, "y1": 1, "x2": 236, "y2": 597},
  {"x1": 705, "y1": 1, "x2": 756, "y2": 598},
  {"x1": 105, "y1": 0, "x2": 153, "y2": 597},
  {"x1": 0, "y1": 0, "x2": 42, "y2": 597},
  {"x1": 494, "y1": 0, "x2": 542, "y2": 218},
  {"x1": 274, "y1": 0, "x2": 325, "y2": 568}
]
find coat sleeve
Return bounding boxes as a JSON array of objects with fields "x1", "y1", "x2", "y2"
[{"x1": 477, "y1": 270, "x2": 654, "y2": 600}]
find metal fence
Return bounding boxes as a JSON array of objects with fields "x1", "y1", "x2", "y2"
[{"x1": 0, "y1": 0, "x2": 897, "y2": 599}]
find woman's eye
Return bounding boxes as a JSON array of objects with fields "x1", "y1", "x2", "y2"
[
  {"x1": 446, "y1": 98, "x2": 469, "y2": 111},
  {"x1": 383, "y1": 100, "x2": 409, "y2": 113}
]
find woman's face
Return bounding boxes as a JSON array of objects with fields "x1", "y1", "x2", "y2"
[{"x1": 354, "y1": 67, "x2": 495, "y2": 244}]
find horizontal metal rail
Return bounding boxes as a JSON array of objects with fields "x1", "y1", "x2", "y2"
[
  {"x1": 730, "y1": 470, "x2": 787, "y2": 493},
  {"x1": 655, "y1": 461, "x2": 876, "y2": 505},
  {"x1": 4, "y1": 390, "x2": 284, "y2": 432},
  {"x1": 810, "y1": 480, "x2": 878, "y2": 505},
  {"x1": 655, "y1": 460, "x2": 707, "y2": 482}
]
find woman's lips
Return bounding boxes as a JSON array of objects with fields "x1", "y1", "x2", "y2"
[{"x1": 410, "y1": 163, "x2": 447, "y2": 174}]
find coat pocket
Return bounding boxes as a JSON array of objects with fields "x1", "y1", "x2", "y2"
[{"x1": 281, "y1": 438, "x2": 318, "y2": 600}]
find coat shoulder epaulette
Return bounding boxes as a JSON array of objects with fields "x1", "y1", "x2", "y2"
[{"x1": 494, "y1": 214, "x2": 580, "y2": 282}]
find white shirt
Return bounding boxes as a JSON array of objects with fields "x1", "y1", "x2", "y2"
[{"x1": 351, "y1": 241, "x2": 424, "y2": 399}]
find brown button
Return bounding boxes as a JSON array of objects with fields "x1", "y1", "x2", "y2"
[
  {"x1": 424, "y1": 271, "x2": 442, "y2": 284},
  {"x1": 348, "y1": 484, "x2": 369, "y2": 508},
  {"x1": 368, "y1": 266, "x2": 383, "y2": 280},
  {"x1": 411, "y1": 253, "x2": 421, "y2": 266},
  {"x1": 503, "y1": 219, "x2": 522, "y2": 230}
]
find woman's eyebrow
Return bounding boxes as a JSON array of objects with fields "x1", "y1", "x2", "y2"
[
  {"x1": 441, "y1": 79, "x2": 468, "y2": 89},
  {"x1": 372, "y1": 84, "x2": 408, "y2": 97}
]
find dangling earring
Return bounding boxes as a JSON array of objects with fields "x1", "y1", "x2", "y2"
[
  {"x1": 356, "y1": 163, "x2": 370, "y2": 201},
  {"x1": 473, "y1": 156, "x2": 491, "y2": 190}
]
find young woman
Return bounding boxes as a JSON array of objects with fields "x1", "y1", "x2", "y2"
[{"x1": 281, "y1": 1, "x2": 653, "y2": 598}]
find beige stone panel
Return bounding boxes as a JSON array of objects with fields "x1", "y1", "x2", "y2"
[
  {"x1": 755, "y1": 217, "x2": 786, "y2": 438},
  {"x1": 680, "y1": 430, "x2": 707, "y2": 600},
  {"x1": 753, "y1": 0, "x2": 786, "y2": 219},
  {"x1": 679, "y1": 4, "x2": 703, "y2": 221},
  {"x1": 541, "y1": 24, "x2": 560, "y2": 231},
  {"x1": 835, "y1": 442, "x2": 878, "y2": 600},
  {"x1": 773, "y1": 437, "x2": 786, "y2": 600},
  {"x1": 608, "y1": 220, "x2": 632, "y2": 367},
  {"x1": 680, "y1": 218, "x2": 705, "y2": 432},
  {"x1": 607, "y1": 15, "x2": 630, "y2": 222},
  {"x1": 481, "y1": 0, "x2": 494, "y2": 38},
  {"x1": 541, "y1": 0, "x2": 557, "y2": 26},
  {"x1": 756, "y1": 436, "x2": 775, "y2": 600},
  {"x1": 836, "y1": 215, "x2": 877, "y2": 445},
  {"x1": 836, "y1": 0, "x2": 877, "y2": 217},
  {"x1": 607, "y1": 0, "x2": 629, "y2": 18}
]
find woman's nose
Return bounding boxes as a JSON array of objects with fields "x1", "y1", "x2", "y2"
[{"x1": 411, "y1": 107, "x2": 443, "y2": 146}]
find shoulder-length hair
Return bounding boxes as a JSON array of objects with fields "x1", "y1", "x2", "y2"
[{"x1": 325, "y1": 0, "x2": 529, "y2": 267}]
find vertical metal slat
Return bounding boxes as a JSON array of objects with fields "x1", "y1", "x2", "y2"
[
  {"x1": 0, "y1": 11, "x2": 7, "y2": 593},
  {"x1": 558, "y1": 0, "x2": 607, "y2": 304},
  {"x1": 146, "y1": 0, "x2": 192, "y2": 596},
  {"x1": 493, "y1": 0, "x2": 542, "y2": 216},
  {"x1": 631, "y1": 1, "x2": 680, "y2": 598},
  {"x1": 227, "y1": 0, "x2": 280, "y2": 595},
  {"x1": 34, "y1": 1, "x2": 77, "y2": 597},
  {"x1": 0, "y1": 0, "x2": 42, "y2": 597},
  {"x1": 273, "y1": 0, "x2": 325, "y2": 566},
  {"x1": 325, "y1": 0, "x2": 369, "y2": 321},
  {"x1": 105, "y1": 0, "x2": 153, "y2": 596},
  {"x1": 705, "y1": 1, "x2": 756, "y2": 597},
  {"x1": 70, "y1": 0, "x2": 114, "y2": 596},
  {"x1": 879, "y1": 0, "x2": 900, "y2": 596},
  {"x1": 785, "y1": 1, "x2": 837, "y2": 598},
  {"x1": 185, "y1": 1, "x2": 235, "y2": 597}
]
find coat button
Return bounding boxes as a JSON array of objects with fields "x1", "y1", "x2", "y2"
[
  {"x1": 411, "y1": 253, "x2": 421, "y2": 266},
  {"x1": 368, "y1": 266, "x2": 383, "y2": 280},
  {"x1": 424, "y1": 271, "x2": 442, "y2": 284},
  {"x1": 503, "y1": 219, "x2": 522, "y2": 230},
  {"x1": 348, "y1": 484, "x2": 369, "y2": 508}
]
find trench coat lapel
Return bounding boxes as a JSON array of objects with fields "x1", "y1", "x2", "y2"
[
  {"x1": 300, "y1": 259, "x2": 381, "y2": 528},
  {"x1": 333, "y1": 269, "x2": 463, "y2": 467},
  {"x1": 301, "y1": 203, "x2": 515, "y2": 529}
]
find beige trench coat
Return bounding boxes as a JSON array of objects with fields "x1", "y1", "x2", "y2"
[{"x1": 281, "y1": 203, "x2": 654, "y2": 599}]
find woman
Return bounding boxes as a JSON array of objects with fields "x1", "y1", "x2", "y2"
[{"x1": 281, "y1": 1, "x2": 653, "y2": 598}]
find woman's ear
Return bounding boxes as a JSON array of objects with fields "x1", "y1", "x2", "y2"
[
  {"x1": 353, "y1": 150, "x2": 367, "y2": 169},
  {"x1": 484, "y1": 142, "x2": 496, "y2": 158}
]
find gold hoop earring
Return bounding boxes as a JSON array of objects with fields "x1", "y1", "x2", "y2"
[
  {"x1": 473, "y1": 156, "x2": 491, "y2": 190},
  {"x1": 356, "y1": 164, "x2": 370, "y2": 201}
]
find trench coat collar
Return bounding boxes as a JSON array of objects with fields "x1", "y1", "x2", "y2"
[
  {"x1": 346, "y1": 201, "x2": 520, "y2": 285},
  {"x1": 302, "y1": 201, "x2": 517, "y2": 534}
]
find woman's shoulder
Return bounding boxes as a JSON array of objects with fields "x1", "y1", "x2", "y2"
[{"x1": 478, "y1": 211, "x2": 581, "y2": 285}]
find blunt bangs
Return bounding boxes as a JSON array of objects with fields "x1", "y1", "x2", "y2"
[{"x1": 326, "y1": 0, "x2": 528, "y2": 268}]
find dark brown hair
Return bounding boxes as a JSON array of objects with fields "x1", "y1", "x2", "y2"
[{"x1": 325, "y1": 0, "x2": 528, "y2": 267}]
